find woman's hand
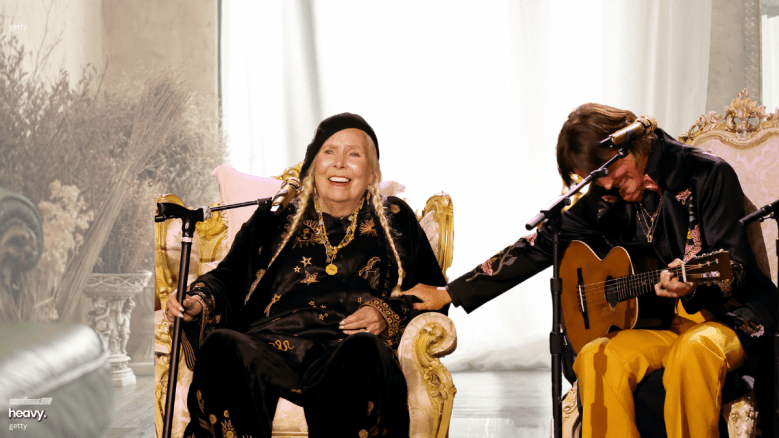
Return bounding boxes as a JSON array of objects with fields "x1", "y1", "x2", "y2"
[
  {"x1": 340, "y1": 306, "x2": 387, "y2": 336},
  {"x1": 401, "y1": 284, "x2": 452, "y2": 311},
  {"x1": 164, "y1": 294, "x2": 204, "y2": 323},
  {"x1": 655, "y1": 259, "x2": 696, "y2": 298}
]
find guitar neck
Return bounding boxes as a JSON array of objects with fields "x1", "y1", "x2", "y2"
[{"x1": 614, "y1": 266, "x2": 683, "y2": 302}]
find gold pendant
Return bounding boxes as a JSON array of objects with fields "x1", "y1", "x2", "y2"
[{"x1": 326, "y1": 263, "x2": 338, "y2": 276}]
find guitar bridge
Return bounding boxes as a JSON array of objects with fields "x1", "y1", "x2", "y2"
[{"x1": 577, "y1": 268, "x2": 590, "y2": 330}]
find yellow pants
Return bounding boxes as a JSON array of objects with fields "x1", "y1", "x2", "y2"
[{"x1": 573, "y1": 316, "x2": 746, "y2": 438}]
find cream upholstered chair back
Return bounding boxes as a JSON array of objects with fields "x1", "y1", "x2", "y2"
[
  {"x1": 153, "y1": 165, "x2": 457, "y2": 438},
  {"x1": 679, "y1": 88, "x2": 779, "y2": 284}
]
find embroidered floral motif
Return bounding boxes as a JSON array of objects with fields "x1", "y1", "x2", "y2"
[
  {"x1": 466, "y1": 248, "x2": 517, "y2": 282},
  {"x1": 209, "y1": 415, "x2": 217, "y2": 425},
  {"x1": 719, "y1": 278, "x2": 733, "y2": 298},
  {"x1": 269, "y1": 340, "x2": 295, "y2": 351},
  {"x1": 523, "y1": 232, "x2": 538, "y2": 247},
  {"x1": 683, "y1": 225, "x2": 702, "y2": 262},
  {"x1": 676, "y1": 189, "x2": 692, "y2": 205},
  {"x1": 362, "y1": 298, "x2": 401, "y2": 339},
  {"x1": 359, "y1": 256, "x2": 382, "y2": 289},
  {"x1": 360, "y1": 218, "x2": 377, "y2": 236},
  {"x1": 301, "y1": 271, "x2": 319, "y2": 285},
  {"x1": 221, "y1": 418, "x2": 236, "y2": 438},
  {"x1": 390, "y1": 204, "x2": 400, "y2": 214},
  {"x1": 740, "y1": 320, "x2": 765, "y2": 337},
  {"x1": 480, "y1": 258, "x2": 496, "y2": 276},
  {"x1": 293, "y1": 220, "x2": 321, "y2": 248},
  {"x1": 602, "y1": 195, "x2": 619, "y2": 204}
]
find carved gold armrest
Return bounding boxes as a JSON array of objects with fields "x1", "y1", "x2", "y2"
[
  {"x1": 558, "y1": 382, "x2": 581, "y2": 438},
  {"x1": 722, "y1": 393, "x2": 758, "y2": 438},
  {"x1": 398, "y1": 312, "x2": 457, "y2": 438}
]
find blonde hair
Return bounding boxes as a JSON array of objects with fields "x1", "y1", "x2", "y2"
[{"x1": 267, "y1": 134, "x2": 405, "y2": 296}]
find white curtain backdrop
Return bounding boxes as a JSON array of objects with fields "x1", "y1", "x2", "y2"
[
  {"x1": 221, "y1": 0, "x2": 712, "y2": 371},
  {"x1": 764, "y1": 12, "x2": 779, "y2": 111}
]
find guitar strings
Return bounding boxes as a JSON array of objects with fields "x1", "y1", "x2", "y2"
[{"x1": 572, "y1": 266, "x2": 686, "y2": 302}]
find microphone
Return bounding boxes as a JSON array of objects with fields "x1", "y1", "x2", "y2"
[
  {"x1": 270, "y1": 177, "x2": 301, "y2": 214},
  {"x1": 739, "y1": 199, "x2": 779, "y2": 226},
  {"x1": 599, "y1": 116, "x2": 657, "y2": 148}
]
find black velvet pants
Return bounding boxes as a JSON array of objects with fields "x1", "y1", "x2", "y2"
[{"x1": 183, "y1": 330, "x2": 409, "y2": 438}]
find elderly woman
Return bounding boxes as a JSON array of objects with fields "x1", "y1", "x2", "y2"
[{"x1": 164, "y1": 113, "x2": 446, "y2": 438}]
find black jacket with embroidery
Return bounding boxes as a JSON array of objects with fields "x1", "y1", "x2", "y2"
[
  {"x1": 448, "y1": 129, "x2": 777, "y2": 378},
  {"x1": 183, "y1": 195, "x2": 446, "y2": 368}
]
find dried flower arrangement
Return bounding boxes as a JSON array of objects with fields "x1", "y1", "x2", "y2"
[{"x1": 0, "y1": 14, "x2": 227, "y2": 321}]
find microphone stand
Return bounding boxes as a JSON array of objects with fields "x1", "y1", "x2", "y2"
[
  {"x1": 155, "y1": 197, "x2": 273, "y2": 438},
  {"x1": 738, "y1": 199, "x2": 779, "y2": 437},
  {"x1": 526, "y1": 145, "x2": 631, "y2": 438}
]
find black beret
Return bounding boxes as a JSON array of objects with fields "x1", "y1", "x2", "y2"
[{"x1": 299, "y1": 112, "x2": 379, "y2": 179}]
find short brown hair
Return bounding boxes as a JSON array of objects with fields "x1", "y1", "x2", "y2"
[{"x1": 556, "y1": 103, "x2": 655, "y2": 187}]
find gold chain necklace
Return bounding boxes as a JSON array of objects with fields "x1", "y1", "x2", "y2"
[
  {"x1": 635, "y1": 195, "x2": 664, "y2": 243},
  {"x1": 314, "y1": 196, "x2": 363, "y2": 275}
]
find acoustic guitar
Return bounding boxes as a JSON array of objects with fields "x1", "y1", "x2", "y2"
[{"x1": 560, "y1": 240, "x2": 732, "y2": 354}]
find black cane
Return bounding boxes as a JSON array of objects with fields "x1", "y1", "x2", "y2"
[{"x1": 156, "y1": 178, "x2": 299, "y2": 438}]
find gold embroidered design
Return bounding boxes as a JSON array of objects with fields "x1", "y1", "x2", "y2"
[
  {"x1": 247, "y1": 269, "x2": 266, "y2": 302},
  {"x1": 309, "y1": 301, "x2": 316, "y2": 306},
  {"x1": 362, "y1": 298, "x2": 401, "y2": 339},
  {"x1": 196, "y1": 390, "x2": 215, "y2": 435},
  {"x1": 359, "y1": 429, "x2": 369, "y2": 438},
  {"x1": 209, "y1": 415, "x2": 217, "y2": 425},
  {"x1": 367, "y1": 401, "x2": 375, "y2": 415},
  {"x1": 269, "y1": 340, "x2": 295, "y2": 351},
  {"x1": 291, "y1": 389, "x2": 302, "y2": 394},
  {"x1": 224, "y1": 410, "x2": 229, "y2": 418},
  {"x1": 293, "y1": 220, "x2": 321, "y2": 248},
  {"x1": 320, "y1": 305, "x2": 327, "y2": 308},
  {"x1": 294, "y1": 266, "x2": 300, "y2": 272},
  {"x1": 390, "y1": 204, "x2": 400, "y2": 214},
  {"x1": 264, "y1": 294, "x2": 281, "y2": 317},
  {"x1": 318, "y1": 314, "x2": 325, "y2": 320},
  {"x1": 301, "y1": 271, "x2": 319, "y2": 285},
  {"x1": 360, "y1": 218, "x2": 377, "y2": 236},
  {"x1": 221, "y1": 419, "x2": 236, "y2": 438},
  {"x1": 301, "y1": 256, "x2": 312, "y2": 267},
  {"x1": 358, "y1": 297, "x2": 363, "y2": 304},
  {"x1": 359, "y1": 256, "x2": 382, "y2": 289}
]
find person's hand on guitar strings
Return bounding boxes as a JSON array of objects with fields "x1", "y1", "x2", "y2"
[{"x1": 654, "y1": 258, "x2": 696, "y2": 298}]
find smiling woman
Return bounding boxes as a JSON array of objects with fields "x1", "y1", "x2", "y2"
[
  {"x1": 164, "y1": 112, "x2": 448, "y2": 438},
  {"x1": 313, "y1": 128, "x2": 376, "y2": 217}
]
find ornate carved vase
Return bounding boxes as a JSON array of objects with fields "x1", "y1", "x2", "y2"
[{"x1": 84, "y1": 271, "x2": 151, "y2": 386}]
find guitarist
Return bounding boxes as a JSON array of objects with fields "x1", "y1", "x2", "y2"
[{"x1": 404, "y1": 103, "x2": 777, "y2": 438}]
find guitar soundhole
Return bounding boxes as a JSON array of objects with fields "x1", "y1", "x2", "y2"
[{"x1": 604, "y1": 276, "x2": 619, "y2": 308}]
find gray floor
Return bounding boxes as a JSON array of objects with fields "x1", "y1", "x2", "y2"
[{"x1": 108, "y1": 370, "x2": 567, "y2": 438}]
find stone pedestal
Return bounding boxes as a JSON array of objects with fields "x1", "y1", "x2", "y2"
[
  {"x1": 84, "y1": 271, "x2": 151, "y2": 387},
  {"x1": 129, "y1": 281, "x2": 155, "y2": 375}
]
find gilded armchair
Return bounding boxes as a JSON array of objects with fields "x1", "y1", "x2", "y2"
[
  {"x1": 153, "y1": 165, "x2": 458, "y2": 438},
  {"x1": 560, "y1": 89, "x2": 778, "y2": 438}
]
